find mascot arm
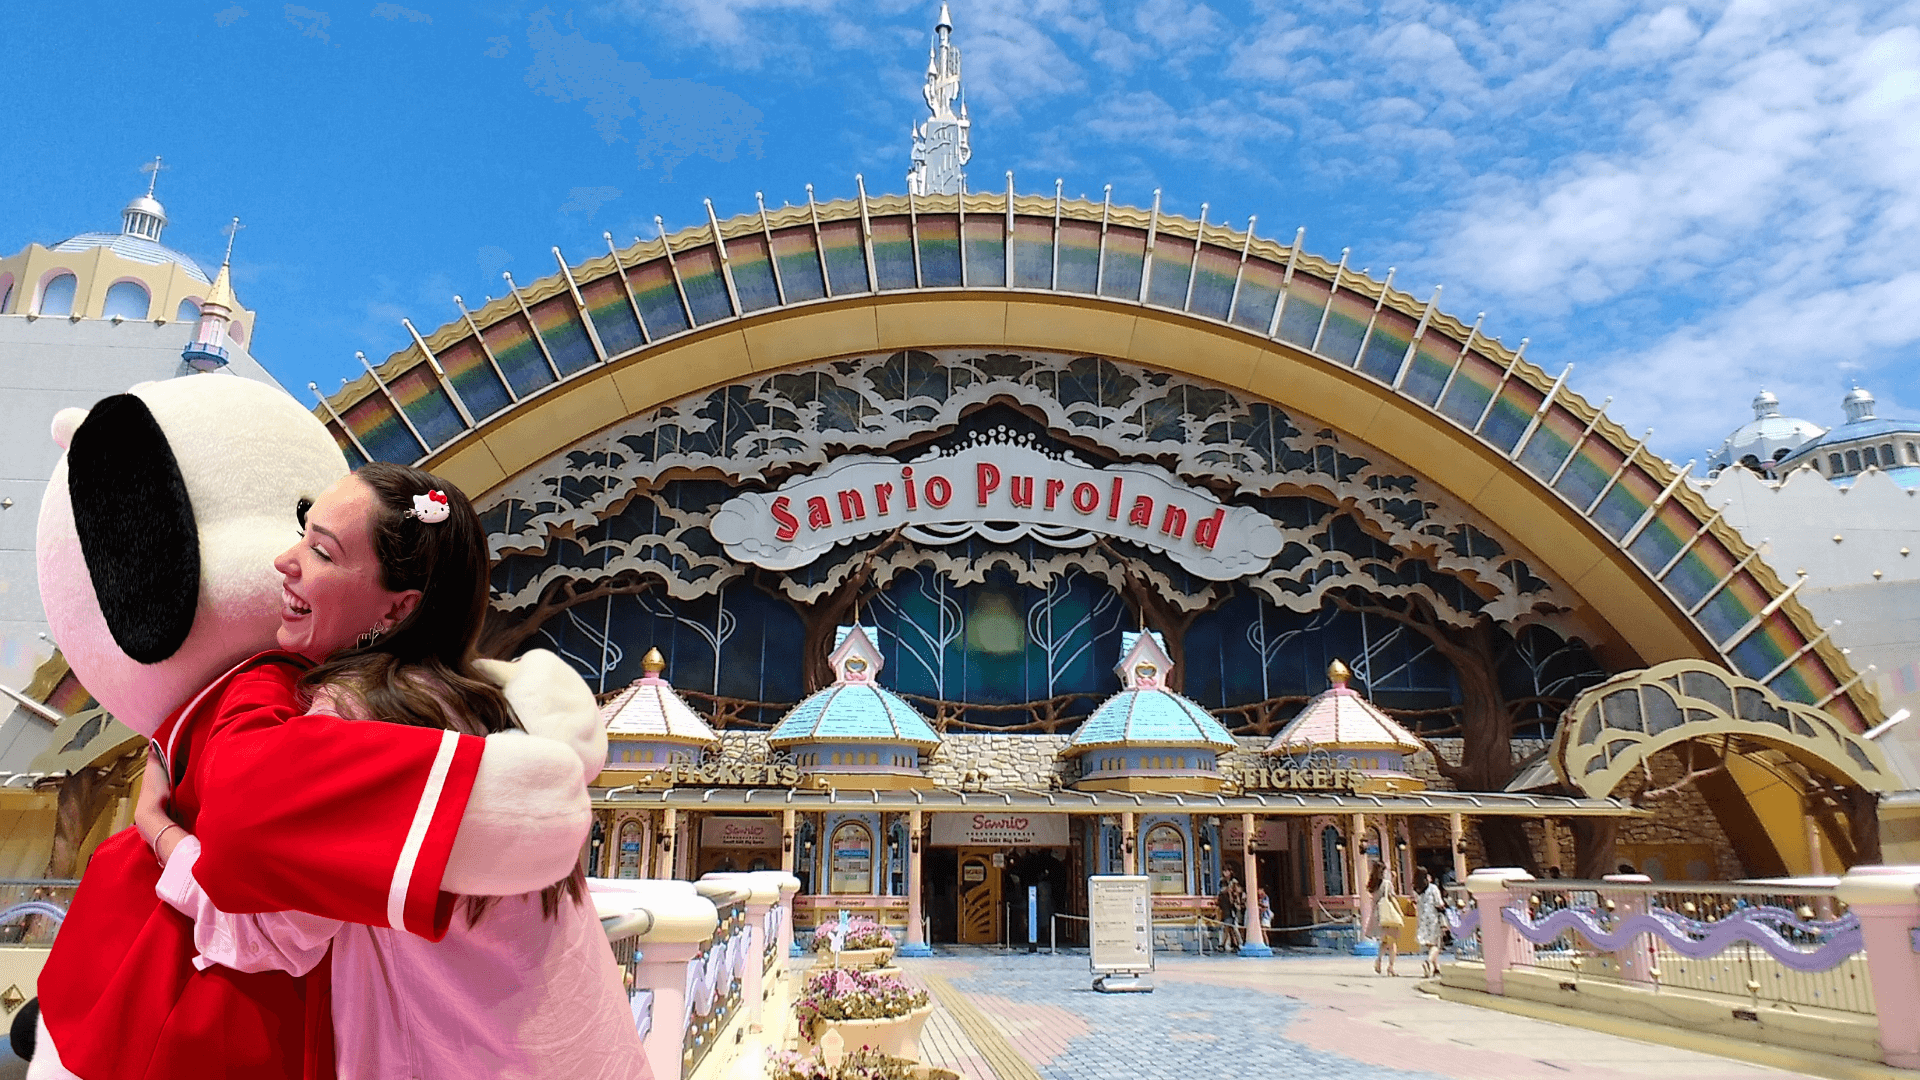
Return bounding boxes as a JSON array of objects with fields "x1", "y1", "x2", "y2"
[
  {"x1": 472, "y1": 649, "x2": 607, "y2": 784},
  {"x1": 442, "y1": 731, "x2": 592, "y2": 895},
  {"x1": 192, "y1": 667, "x2": 486, "y2": 941},
  {"x1": 158, "y1": 836, "x2": 338, "y2": 976}
]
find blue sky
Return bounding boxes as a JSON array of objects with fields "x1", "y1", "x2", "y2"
[{"x1": 6, "y1": 0, "x2": 1918, "y2": 462}]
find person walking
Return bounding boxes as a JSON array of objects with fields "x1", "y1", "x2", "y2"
[
  {"x1": 1365, "y1": 861, "x2": 1401, "y2": 975},
  {"x1": 1216, "y1": 877, "x2": 1242, "y2": 951},
  {"x1": 1413, "y1": 868, "x2": 1446, "y2": 978}
]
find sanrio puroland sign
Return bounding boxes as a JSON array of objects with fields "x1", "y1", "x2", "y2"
[{"x1": 710, "y1": 445, "x2": 1283, "y2": 580}]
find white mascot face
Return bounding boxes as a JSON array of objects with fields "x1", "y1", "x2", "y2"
[{"x1": 36, "y1": 375, "x2": 350, "y2": 736}]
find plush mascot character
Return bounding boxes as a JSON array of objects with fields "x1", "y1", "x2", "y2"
[{"x1": 30, "y1": 374, "x2": 604, "y2": 1080}]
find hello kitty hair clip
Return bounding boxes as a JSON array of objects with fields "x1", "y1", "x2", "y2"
[{"x1": 408, "y1": 490, "x2": 450, "y2": 523}]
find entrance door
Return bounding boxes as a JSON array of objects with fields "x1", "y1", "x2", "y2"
[{"x1": 956, "y1": 847, "x2": 1000, "y2": 944}]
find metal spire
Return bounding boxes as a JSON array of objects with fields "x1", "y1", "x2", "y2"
[
  {"x1": 907, "y1": 4, "x2": 970, "y2": 196},
  {"x1": 221, "y1": 217, "x2": 244, "y2": 266},
  {"x1": 140, "y1": 155, "x2": 166, "y2": 197}
]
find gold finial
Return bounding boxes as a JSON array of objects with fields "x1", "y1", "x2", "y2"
[
  {"x1": 642, "y1": 648, "x2": 666, "y2": 674},
  {"x1": 1328, "y1": 659, "x2": 1350, "y2": 687}
]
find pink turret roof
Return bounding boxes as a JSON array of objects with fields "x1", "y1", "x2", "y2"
[
  {"x1": 599, "y1": 649, "x2": 720, "y2": 746},
  {"x1": 1264, "y1": 660, "x2": 1425, "y2": 755}
]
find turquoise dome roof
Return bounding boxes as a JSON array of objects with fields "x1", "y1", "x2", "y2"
[
  {"x1": 768, "y1": 683, "x2": 941, "y2": 749},
  {"x1": 1068, "y1": 689, "x2": 1236, "y2": 751}
]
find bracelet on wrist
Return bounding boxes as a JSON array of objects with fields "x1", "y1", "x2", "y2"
[{"x1": 151, "y1": 822, "x2": 184, "y2": 867}]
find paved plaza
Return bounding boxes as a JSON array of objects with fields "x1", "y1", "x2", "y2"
[{"x1": 903, "y1": 951, "x2": 1834, "y2": 1080}]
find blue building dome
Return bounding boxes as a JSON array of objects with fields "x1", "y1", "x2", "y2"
[
  {"x1": 768, "y1": 627, "x2": 940, "y2": 789},
  {"x1": 1069, "y1": 632, "x2": 1235, "y2": 751},
  {"x1": 1064, "y1": 632, "x2": 1235, "y2": 794},
  {"x1": 768, "y1": 682, "x2": 942, "y2": 749}
]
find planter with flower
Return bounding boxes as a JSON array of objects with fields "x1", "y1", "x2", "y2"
[
  {"x1": 795, "y1": 967, "x2": 933, "y2": 1060},
  {"x1": 808, "y1": 918, "x2": 898, "y2": 970},
  {"x1": 768, "y1": 1046, "x2": 957, "y2": 1080}
]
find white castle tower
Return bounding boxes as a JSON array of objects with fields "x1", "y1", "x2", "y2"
[{"x1": 907, "y1": 3, "x2": 971, "y2": 196}]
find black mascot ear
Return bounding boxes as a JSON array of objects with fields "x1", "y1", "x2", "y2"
[{"x1": 67, "y1": 394, "x2": 200, "y2": 664}]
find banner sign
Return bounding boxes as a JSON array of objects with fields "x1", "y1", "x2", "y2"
[
  {"x1": 929, "y1": 812, "x2": 1070, "y2": 847},
  {"x1": 699, "y1": 816, "x2": 782, "y2": 849},
  {"x1": 1222, "y1": 818, "x2": 1289, "y2": 852},
  {"x1": 1088, "y1": 875, "x2": 1154, "y2": 975},
  {"x1": 710, "y1": 445, "x2": 1284, "y2": 580}
]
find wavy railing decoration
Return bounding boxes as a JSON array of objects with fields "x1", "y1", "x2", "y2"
[
  {"x1": 314, "y1": 177, "x2": 1875, "y2": 728},
  {"x1": 1500, "y1": 905, "x2": 1864, "y2": 973},
  {"x1": 0, "y1": 901, "x2": 66, "y2": 924}
]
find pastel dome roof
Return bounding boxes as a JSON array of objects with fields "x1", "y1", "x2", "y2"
[
  {"x1": 1065, "y1": 630, "x2": 1234, "y2": 752},
  {"x1": 1265, "y1": 660, "x2": 1424, "y2": 755},
  {"x1": 766, "y1": 626, "x2": 941, "y2": 749},
  {"x1": 767, "y1": 683, "x2": 942, "y2": 749},
  {"x1": 1068, "y1": 689, "x2": 1236, "y2": 750},
  {"x1": 598, "y1": 649, "x2": 719, "y2": 746}
]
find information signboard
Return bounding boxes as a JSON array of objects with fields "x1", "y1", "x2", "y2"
[{"x1": 1088, "y1": 875, "x2": 1154, "y2": 976}]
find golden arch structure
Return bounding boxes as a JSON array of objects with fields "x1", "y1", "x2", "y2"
[
  {"x1": 1554, "y1": 660, "x2": 1902, "y2": 872},
  {"x1": 315, "y1": 187, "x2": 1887, "y2": 873}
]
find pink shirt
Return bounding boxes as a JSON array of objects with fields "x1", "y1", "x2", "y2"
[{"x1": 160, "y1": 838, "x2": 650, "y2": 1080}]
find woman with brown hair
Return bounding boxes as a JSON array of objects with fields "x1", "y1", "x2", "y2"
[
  {"x1": 135, "y1": 463, "x2": 649, "y2": 1079},
  {"x1": 1364, "y1": 860, "x2": 1402, "y2": 976}
]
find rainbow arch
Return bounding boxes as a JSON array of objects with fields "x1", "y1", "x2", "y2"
[{"x1": 313, "y1": 181, "x2": 1880, "y2": 732}]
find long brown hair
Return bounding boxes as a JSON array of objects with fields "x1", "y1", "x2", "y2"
[
  {"x1": 301, "y1": 461, "x2": 585, "y2": 922},
  {"x1": 1367, "y1": 861, "x2": 1386, "y2": 894}
]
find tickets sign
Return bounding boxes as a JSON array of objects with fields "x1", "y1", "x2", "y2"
[{"x1": 710, "y1": 445, "x2": 1284, "y2": 580}]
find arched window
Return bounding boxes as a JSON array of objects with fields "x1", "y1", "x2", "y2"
[
  {"x1": 102, "y1": 280, "x2": 150, "y2": 320},
  {"x1": 1830, "y1": 454, "x2": 1844, "y2": 474},
  {"x1": 36, "y1": 272, "x2": 77, "y2": 316},
  {"x1": 1864, "y1": 446, "x2": 1879, "y2": 468},
  {"x1": 1144, "y1": 823, "x2": 1187, "y2": 894},
  {"x1": 176, "y1": 298, "x2": 201, "y2": 322},
  {"x1": 828, "y1": 820, "x2": 873, "y2": 894},
  {"x1": 794, "y1": 819, "x2": 818, "y2": 893},
  {"x1": 1320, "y1": 826, "x2": 1346, "y2": 897},
  {"x1": 616, "y1": 819, "x2": 646, "y2": 879},
  {"x1": 1908, "y1": 443, "x2": 1918, "y2": 464},
  {"x1": 886, "y1": 819, "x2": 909, "y2": 895},
  {"x1": 1847, "y1": 449, "x2": 1862, "y2": 473},
  {"x1": 1883, "y1": 444, "x2": 1897, "y2": 467}
]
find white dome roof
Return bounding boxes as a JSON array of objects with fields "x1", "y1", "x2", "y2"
[{"x1": 1707, "y1": 388, "x2": 1824, "y2": 473}]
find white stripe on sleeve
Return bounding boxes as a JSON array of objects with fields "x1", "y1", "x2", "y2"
[{"x1": 387, "y1": 729, "x2": 460, "y2": 932}]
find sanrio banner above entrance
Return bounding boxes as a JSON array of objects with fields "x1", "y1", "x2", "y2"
[{"x1": 710, "y1": 444, "x2": 1285, "y2": 580}]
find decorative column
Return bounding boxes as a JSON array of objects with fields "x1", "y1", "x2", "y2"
[
  {"x1": 1122, "y1": 812, "x2": 1138, "y2": 876},
  {"x1": 703, "y1": 873, "x2": 776, "y2": 1031},
  {"x1": 1835, "y1": 865, "x2": 1920, "y2": 1069},
  {"x1": 1601, "y1": 873, "x2": 1656, "y2": 985},
  {"x1": 1308, "y1": 816, "x2": 1327, "y2": 898},
  {"x1": 1449, "y1": 812, "x2": 1468, "y2": 884},
  {"x1": 901, "y1": 808, "x2": 932, "y2": 957},
  {"x1": 1239, "y1": 812, "x2": 1272, "y2": 956},
  {"x1": 659, "y1": 809, "x2": 679, "y2": 880},
  {"x1": 1464, "y1": 868, "x2": 1535, "y2": 995},
  {"x1": 621, "y1": 880, "x2": 719, "y2": 1080},
  {"x1": 780, "y1": 808, "x2": 796, "y2": 875},
  {"x1": 1540, "y1": 817, "x2": 1563, "y2": 875},
  {"x1": 1350, "y1": 812, "x2": 1368, "y2": 918}
]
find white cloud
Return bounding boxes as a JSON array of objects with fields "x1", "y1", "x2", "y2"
[
  {"x1": 589, "y1": 0, "x2": 1920, "y2": 453},
  {"x1": 369, "y1": 3, "x2": 430, "y2": 23}
]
